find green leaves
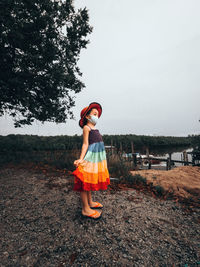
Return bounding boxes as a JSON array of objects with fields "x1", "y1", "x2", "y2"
[{"x1": 0, "y1": 0, "x2": 92, "y2": 127}]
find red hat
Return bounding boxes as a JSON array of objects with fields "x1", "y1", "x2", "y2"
[{"x1": 79, "y1": 102, "x2": 102, "y2": 128}]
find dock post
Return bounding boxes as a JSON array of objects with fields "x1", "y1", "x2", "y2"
[
  {"x1": 131, "y1": 141, "x2": 134, "y2": 154},
  {"x1": 146, "y1": 147, "x2": 150, "y2": 169},
  {"x1": 131, "y1": 141, "x2": 135, "y2": 167},
  {"x1": 192, "y1": 153, "x2": 195, "y2": 166},
  {"x1": 166, "y1": 158, "x2": 169, "y2": 170},
  {"x1": 146, "y1": 147, "x2": 149, "y2": 157},
  {"x1": 168, "y1": 153, "x2": 172, "y2": 170},
  {"x1": 166, "y1": 153, "x2": 172, "y2": 170},
  {"x1": 120, "y1": 142, "x2": 122, "y2": 152},
  {"x1": 111, "y1": 139, "x2": 113, "y2": 155},
  {"x1": 148, "y1": 161, "x2": 151, "y2": 169},
  {"x1": 132, "y1": 153, "x2": 137, "y2": 169},
  {"x1": 183, "y1": 150, "x2": 188, "y2": 166}
]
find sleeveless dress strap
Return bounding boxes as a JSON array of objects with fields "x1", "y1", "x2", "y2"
[{"x1": 86, "y1": 125, "x2": 92, "y2": 130}]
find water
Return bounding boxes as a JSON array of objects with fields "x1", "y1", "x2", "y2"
[
  {"x1": 137, "y1": 146, "x2": 193, "y2": 167},
  {"x1": 152, "y1": 147, "x2": 193, "y2": 166}
]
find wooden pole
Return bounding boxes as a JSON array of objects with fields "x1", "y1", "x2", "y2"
[
  {"x1": 166, "y1": 153, "x2": 172, "y2": 170},
  {"x1": 131, "y1": 141, "x2": 136, "y2": 167},
  {"x1": 192, "y1": 152, "x2": 195, "y2": 166},
  {"x1": 183, "y1": 150, "x2": 188, "y2": 166},
  {"x1": 131, "y1": 141, "x2": 134, "y2": 154},
  {"x1": 133, "y1": 154, "x2": 137, "y2": 169},
  {"x1": 168, "y1": 152, "x2": 172, "y2": 170},
  {"x1": 111, "y1": 139, "x2": 113, "y2": 155},
  {"x1": 120, "y1": 142, "x2": 122, "y2": 152},
  {"x1": 146, "y1": 147, "x2": 150, "y2": 169},
  {"x1": 146, "y1": 147, "x2": 149, "y2": 157},
  {"x1": 148, "y1": 161, "x2": 151, "y2": 169}
]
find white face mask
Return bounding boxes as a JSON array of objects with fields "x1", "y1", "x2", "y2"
[{"x1": 88, "y1": 115, "x2": 98, "y2": 125}]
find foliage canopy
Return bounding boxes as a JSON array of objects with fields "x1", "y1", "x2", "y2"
[{"x1": 0, "y1": 0, "x2": 92, "y2": 127}]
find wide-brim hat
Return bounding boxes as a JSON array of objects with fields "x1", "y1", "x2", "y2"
[{"x1": 79, "y1": 102, "x2": 102, "y2": 128}]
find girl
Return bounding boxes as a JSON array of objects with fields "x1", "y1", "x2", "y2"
[{"x1": 73, "y1": 102, "x2": 110, "y2": 220}]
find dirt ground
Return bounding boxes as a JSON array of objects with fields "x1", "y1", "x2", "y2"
[
  {"x1": 0, "y1": 163, "x2": 199, "y2": 266},
  {"x1": 131, "y1": 166, "x2": 200, "y2": 200}
]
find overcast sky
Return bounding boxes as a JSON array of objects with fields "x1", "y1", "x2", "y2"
[{"x1": 0, "y1": 0, "x2": 200, "y2": 137}]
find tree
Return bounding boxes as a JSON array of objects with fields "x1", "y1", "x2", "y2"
[{"x1": 0, "y1": 0, "x2": 92, "y2": 127}]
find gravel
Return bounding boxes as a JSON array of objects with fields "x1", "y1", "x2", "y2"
[{"x1": 0, "y1": 166, "x2": 199, "y2": 267}]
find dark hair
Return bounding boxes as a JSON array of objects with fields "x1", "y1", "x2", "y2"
[{"x1": 83, "y1": 109, "x2": 92, "y2": 127}]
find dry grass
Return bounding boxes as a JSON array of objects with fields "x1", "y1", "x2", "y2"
[{"x1": 131, "y1": 166, "x2": 200, "y2": 200}]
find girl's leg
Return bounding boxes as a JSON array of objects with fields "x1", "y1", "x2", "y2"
[
  {"x1": 80, "y1": 191, "x2": 101, "y2": 217},
  {"x1": 80, "y1": 191, "x2": 90, "y2": 210},
  {"x1": 87, "y1": 191, "x2": 97, "y2": 206},
  {"x1": 87, "y1": 191, "x2": 103, "y2": 207},
  {"x1": 87, "y1": 191, "x2": 93, "y2": 206}
]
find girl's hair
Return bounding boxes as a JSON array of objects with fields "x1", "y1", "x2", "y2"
[{"x1": 83, "y1": 109, "x2": 92, "y2": 127}]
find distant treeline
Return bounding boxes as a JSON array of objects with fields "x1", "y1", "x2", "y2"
[
  {"x1": 0, "y1": 134, "x2": 197, "y2": 152},
  {"x1": 103, "y1": 134, "x2": 192, "y2": 152},
  {"x1": 188, "y1": 134, "x2": 200, "y2": 150}
]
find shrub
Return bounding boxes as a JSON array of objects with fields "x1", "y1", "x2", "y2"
[
  {"x1": 154, "y1": 185, "x2": 165, "y2": 196},
  {"x1": 123, "y1": 174, "x2": 147, "y2": 185},
  {"x1": 108, "y1": 156, "x2": 130, "y2": 178},
  {"x1": 107, "y1": 154, "x2": 147, "y2": 185}
]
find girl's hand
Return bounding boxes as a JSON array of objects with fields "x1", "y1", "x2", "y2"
[{"x1": 74, "y1": 159, "x2": 84, "y2": 167}]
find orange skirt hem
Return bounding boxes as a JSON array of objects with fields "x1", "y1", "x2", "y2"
[
  {"x1": 73, "y1": 177, "x2": 110, "y2": 191},
  {"x1": 72, "y1": 169, "x2": 110, "y2": 192}
]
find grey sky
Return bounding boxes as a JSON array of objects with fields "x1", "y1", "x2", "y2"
[{"x1": 0, "y1": 0, "x2": 200, "y2": 136}]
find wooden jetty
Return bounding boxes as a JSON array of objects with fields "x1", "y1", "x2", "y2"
[
  {"x1": 139, "y1": 156, "x2": 193, "y2": 170},
  {"x1": 106, "y1": 139, "x2": 200, "y2": 170}
]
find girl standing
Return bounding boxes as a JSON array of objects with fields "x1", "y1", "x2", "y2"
[{"x1": 73, "y1": 102, "x2": 110, "y2": 220}]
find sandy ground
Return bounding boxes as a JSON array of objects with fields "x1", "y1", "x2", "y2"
[{"x1": 131, "y1": 166, "x2": 200, "y2": 200}]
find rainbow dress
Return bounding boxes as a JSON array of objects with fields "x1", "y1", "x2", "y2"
[{"x1": 73, "y1": 128, "x2": 110, "y2": 191}]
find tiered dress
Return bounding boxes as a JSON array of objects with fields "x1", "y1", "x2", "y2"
[{"x1": 73, "y1": 128, "x2": 110, "y2": 191}]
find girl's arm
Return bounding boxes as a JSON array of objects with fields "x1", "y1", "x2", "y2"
[
  {"x1": 74, "y1": 126, "x2": 90, "y2": 166},
  {"x1": 79, "y1": 126, "x2": 89, "y2": 160}
]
